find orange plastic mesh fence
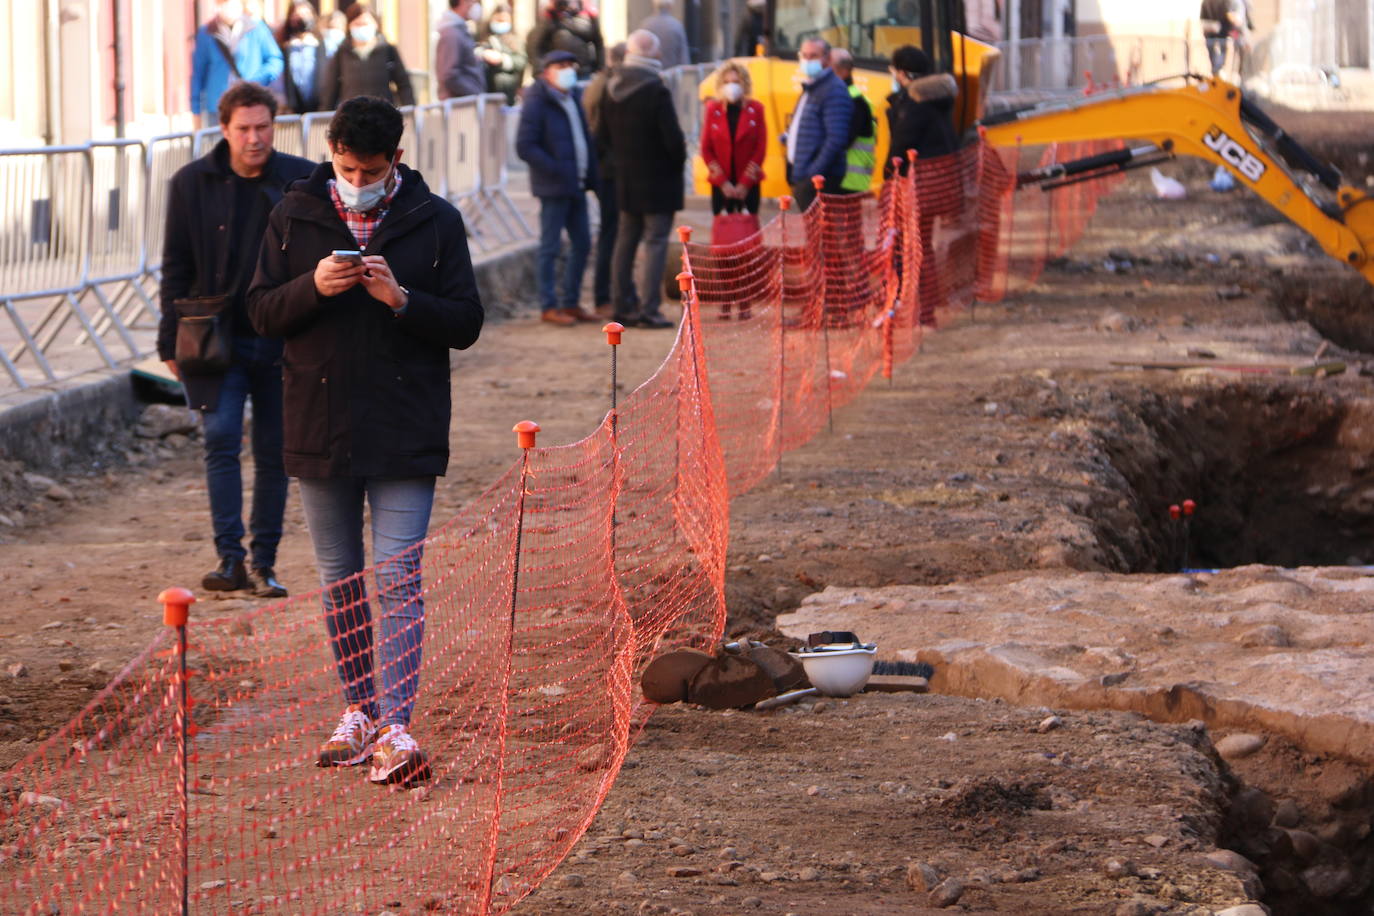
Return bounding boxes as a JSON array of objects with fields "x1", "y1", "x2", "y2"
[{"x1": 1, "y1": 137, "x2": 1116, "y2": 913}]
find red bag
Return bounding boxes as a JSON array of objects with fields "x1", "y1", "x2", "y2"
[{"x1": 711, "y1": 211, "x2": 761, "y2": 248}]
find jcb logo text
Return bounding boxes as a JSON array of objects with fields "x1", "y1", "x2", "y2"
[{"x1": 1203, "y1": 126, "x2": 1266, "y2": 182}]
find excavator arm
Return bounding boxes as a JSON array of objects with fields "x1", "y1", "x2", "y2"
[{"x1": 980, "y1": 77, "x2": 1374, "y2": 286}]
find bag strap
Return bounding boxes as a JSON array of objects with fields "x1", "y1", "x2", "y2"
[{"x1": 213, "y1": 34, "x2": 243, "y2": 80}]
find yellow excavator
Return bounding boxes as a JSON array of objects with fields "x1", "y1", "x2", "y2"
[{"x1": 695, "y1": 0, "x2": 1374, "y2": 286}]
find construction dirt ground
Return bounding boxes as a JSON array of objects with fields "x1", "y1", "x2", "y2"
[{"x1": 4, "y1": 109, "x2": 1374, "y2": 914}]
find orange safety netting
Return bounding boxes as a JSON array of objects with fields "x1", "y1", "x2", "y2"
[{"x1": 0, "y1": 137, "x2": 1115, "y2": 913}]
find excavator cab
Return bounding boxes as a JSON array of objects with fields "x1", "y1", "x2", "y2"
[{"x1": 695, "y1": 0, "x2": 999, "y2": 197}]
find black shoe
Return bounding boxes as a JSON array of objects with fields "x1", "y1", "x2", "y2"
[
  {"x1": 202, "y1": 557, "x2": 249, "y2": 592},
  {"x1": 637, "y1": 314, "x2": 675, "y2": 329},
  {"x1": 251, "y1": 567, "x2": 288, "y2": 598}
]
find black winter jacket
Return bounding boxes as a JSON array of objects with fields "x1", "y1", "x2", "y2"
[
  {"x1": 598, "y1": 66, "x2": 685, "y2": 215},
  {"x1": 247, "y1": 163, "x2": 483, "y2": 479},
  {"x1": 320, "y1": 41, "x2": 415, "y2": 111},
  {"x1": 884, "y1": 73, "x2": 959, "y2": 176},
  {"x1": 157, "y1": 142, "x2": 315, "y2": 410}
]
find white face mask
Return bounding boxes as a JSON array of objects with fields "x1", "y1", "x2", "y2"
[
  {"x1": 491, "y1": 19, "x2": 511, "y2": 34},
  {"x1": 336, "y1": 160, "x2": 395, "y2": 212},
  {"x1": 350, "y1": 24, "x2": 377, "y2": 44},
  {"x1": 554, "y1": 66, "x2": 578, "y2": 90},
  {"x1": 722, "y1": 81, "x2": 743, "y2": 103}
]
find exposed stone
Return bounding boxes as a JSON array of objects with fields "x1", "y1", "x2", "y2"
[
  {"x1": 928, "y1": 877, "x2": 965, "y2": 907},
  {"x1": 1239, "y1": 625, "x2": 1289, "y2": 648},
  {"x1": 134, "y1": 405, "x2": 197, "y2": 439},
  {"x1": 1215, "y1": 734, "x2": 1265, "y2": 760},
  {"x1": 1037, "y1": 715, "x2": 1062, "y2": 733},
  {"x1": 906, "y1": 862, "x2": 941, "y2": 892},
  {"x1": 7, "y1": 663, "x2": 27, "y2": 678},
  {"x1": 1204, "y1": 849, "x2": 1258, "y2": 874},
  {"x1": 1215, "y1": 906, "x2": 1269, "y2": 916},
  {"x1": 1301, "y1": 863, "x2": 1353, "y2": 898},
  {"x1": 1103, "y1": 857, "x2": 1137, "y2": 879}
]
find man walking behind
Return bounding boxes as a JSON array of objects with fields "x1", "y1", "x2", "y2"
[
  {"x1": 248, "y1": 97, "x2": 484, "y2": 788},
  {"x1": 784, "y1": 37, "x2": 852, "y2": 213},
  {"x1": 191, "y1": 0, "x2": 283, "y2": 128},
  {"x1": 639, "y1": 0, "x2": 690, "y2": 69},
  {"x1": 158, "y1": 82, "x2": 313, "y2": 598},
  {"x1": 436, "y1": 0, "x2": 486, "y2": 100},
  {"x1": 584, "y1": 41, "x2": 628, "y2": 314},
  {"x1": 599, "y1": 30, "x2": 686, "y2": 330},
  {"x1": 517, "y1": 50, "x2": 600, "y2": 326}
]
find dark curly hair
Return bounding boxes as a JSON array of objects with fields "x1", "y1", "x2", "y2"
[{"x1": 326, "y1": 96, "x2": 404, "y2": 160}]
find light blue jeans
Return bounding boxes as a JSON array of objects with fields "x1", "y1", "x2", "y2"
[{"x1": 297, "y1": 476, "x2": 436, "y2": 729}]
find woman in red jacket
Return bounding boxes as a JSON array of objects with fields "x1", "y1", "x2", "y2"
[{"x1": 700, "y1": 61, "x2": 766, "y2": 216}]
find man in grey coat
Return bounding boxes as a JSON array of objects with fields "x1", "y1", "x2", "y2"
[
  {"x1": 638, "y1": 0, "x2": 689, "y2": 69},
  {"x1": 436, "y1": 0, "x2": 485, "y2": 100}
]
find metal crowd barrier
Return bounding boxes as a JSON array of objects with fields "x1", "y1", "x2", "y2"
[
  {"x1": 0, "y1": 95, "x2": 531, "y2": 393},
  {"x1": 0, "y1": 64, "x2": 722, "y2": 393}
]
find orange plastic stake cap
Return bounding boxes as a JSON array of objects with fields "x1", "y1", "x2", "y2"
[
  {"x1": 158, "y1": 587, "x2": 196, "y2": 627},
  {"x1": 779, "y1": 195, "x2": 793, "y2": 211},
  {"x1": 890, "y1": 157, "x2": 902, "y2": 170},
  {"x1": 1169, "y1": 504, "x2": 1181, "y2": 520},
  {"x1": 676, "y1": 271, "x2": 694, "y2": 292},
  {"x1": 810, "y1": 174, "x2": 825, "y2": 189},
  {"x1": 676, "y1": 225, "x2": 692, "y2": 244},
  {"x1": 906, "y1": 149, "x2": 918, "y2": 163},
  {"x1": 603, "y1": 322, "x2": 624, "y2": 345},
  {"x1": 1182, "y1": 499, "x2": 1196, "y2": 516},
  {"x1": 513, "y1": 420, "x2": 540, "y2": 449}
]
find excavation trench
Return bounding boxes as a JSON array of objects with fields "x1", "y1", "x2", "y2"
[
  {"x1": 1087, "y1": 379, "x2": 1374, "y2": 911},
  {"x1": 1086, "y1": 382, "x2": 1374, "y2": 574}
]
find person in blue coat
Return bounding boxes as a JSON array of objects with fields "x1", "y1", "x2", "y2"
[
  {"x1": 516, "y1": 50, "x2": 600, "y2": 325},
  {"x1": 191, "y1": 0, "x2": 284, "y2": 127},
  {"x1": 783, "y1": 37, "x2": 852, "y2": 212}
]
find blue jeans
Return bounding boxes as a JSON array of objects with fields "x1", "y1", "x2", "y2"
[
  {"x1": 199, "y1": 336, "x2": 287, "y2": 570},
  {"x1": 297, "y1": 476, "x2": 436, "y2": 729},
  {"x1": 1206, "y1": 37, "x2": 1228, "y2": 74},
  {"x1": 537, "y1": 193, "x2": 591, "y2": 312}
]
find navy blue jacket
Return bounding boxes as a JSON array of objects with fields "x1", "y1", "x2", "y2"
[
  {"x1": 788, "y1": 68, "x2": 853, "y2": 185},
  {"x1": 516, "y1": 79, "x2": 597, "y2": 199}
]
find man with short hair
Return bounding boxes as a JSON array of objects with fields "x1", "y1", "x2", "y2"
[
  {"x1": 783, "y1": 37, "x2": 853, "y2": 212},
  {"x1": 639, "y1": 0, "x2": 690, "y2": 69},
  {"x1": 191, "y1": 0, "x2": 283, "y2": 127},
  {"x1": 158, "y1": 83, "x2": 313, "y2": 598},
  {"x1": 248, "y1": 96, "x2": 484, "y2": 789},
  {"x1": 436, "y1": 0, "x2": 486, "y2": 100},
  {"x1": 598, "y1": 29, "x2": 686, "y2": 330},
  {"x1": 1200, "y1": 0, "x2": 1247, "y2": 76},
  {"x1": 517, "y1": 50, "x2": 600, "y2": 325},
  {"x1": 830, "y1": 49, "x2": 876, "y2": 194}
]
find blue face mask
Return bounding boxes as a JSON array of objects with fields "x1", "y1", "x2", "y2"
[
  {"x1": 891, "y1": 76, "x2": 902, "y2": 94},
  {"x1": 555, "y1": 67, "x2": 578, "y2": 91},
  {"x1": 800, "y1": 58, "x2": 823, "y2": 80},
  {"x1": 491, "y1": 20, "x2": 511, "y2": 34}
]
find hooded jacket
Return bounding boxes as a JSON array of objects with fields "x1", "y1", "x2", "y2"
[
  {"x1": 597, "y1": 64, "x2": 686, "y2": 214},
  {"x1": 786, "y1": 67, "x2": 853, "y2": 186},
  {"x1": 884, "y1": 73, "x2": 958, "y2": 174},
  {"x1": 246, "y1": 163, "x2": 484, "y2": 479},
  {"x1": 157, "y1": 141, "x2": 315, "y2": 410}
]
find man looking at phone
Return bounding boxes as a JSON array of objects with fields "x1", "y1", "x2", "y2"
[
  {"x1": 249, "y1": 96, "x2": 484, "y2": 787},
  {"x1": 158, "y1": 81, "x2": 313, "y2": 598}
]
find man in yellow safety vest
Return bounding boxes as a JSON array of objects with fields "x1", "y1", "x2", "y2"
[{"x1": 831, "y1": 49, "x2": 876, "y2": 193}]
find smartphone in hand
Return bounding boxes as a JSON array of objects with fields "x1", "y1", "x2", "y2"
[{"x1": 331, "y1": 249, "x2": 363, "y2": 266}]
